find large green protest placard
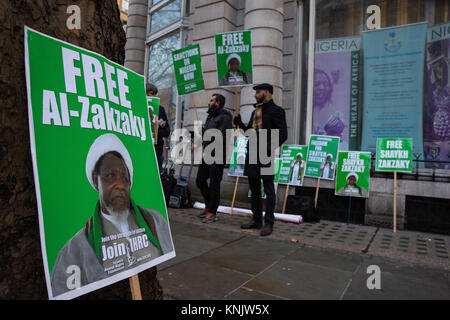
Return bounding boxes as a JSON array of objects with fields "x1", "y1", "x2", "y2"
[
  {"x1": 147, "y1": 97, "x2": 160, "y2": 144},
  {"x1": 305, "y1": 135, "x2": 340, "y2": 180},
  {"x1": 335, "y1": 151, "x2": 371, "y2": 198},
  {"x1": 278, "y1": 145, "x2": 308, "y2": 186},
  {"x1": 215, "y1": 31, "x2": 253, "y2": 87},
  {"x1": 24, "y1": 27, "x2": 175, "y2": 300},
  {"x1": 228, "y1": 137, "x2": 248, "y2": 177},
  {"x1": 171, "y1": 44, "x2": 204, "y2": 95},
  {"x1": 376, "y1": 138, "x2": 413, "y2": 172}
]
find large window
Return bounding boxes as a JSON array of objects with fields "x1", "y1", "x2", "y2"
[
  {"x1": 150, "y1": 0, "x2": 183, "y2": 34},
  {"x1": 148, "y1": 32, "x2": 181, "y2": 130},
  {"x1": 146, "y1": 0, "x2": 187, "y2": 160},
  {"x1": 304, "y1": 0, "x2": 450, "y2": 168}
]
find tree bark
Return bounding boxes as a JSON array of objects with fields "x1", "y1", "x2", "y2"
[{"x1": 0, "y1": 0, "x2": 162, "y2": 300}]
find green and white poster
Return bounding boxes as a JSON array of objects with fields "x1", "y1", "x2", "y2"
[
  {"x1": 228, "y1": 137, "x2": 248, "y2": 177},
  {"x1": 278, "y1": 145, "x2": 308, "y2": 186},
  {"x1": 24, "y1": 27, "x2": 175, "y2": 300},
  {"x1": 376, "y1": 138, "x2": 413, "y2": 172},
  {"x1": 335, "y1": 151, "x2": 371, "y2": 198},
  {"x1": 305, "y1": 135, "x2": 340, "y2": 180},
  {"x1": 147, "y1": 96, "x2": 160, "y2": 144},
  {"x1": 274, "y1": 158, "x2": 281, "y2": 184},
  {"x1": 215, "y1": 31, "x2": 253, "y2": 87},
  {"x1": 171, "y1": 44, "x2": 204, "y2": 95}
]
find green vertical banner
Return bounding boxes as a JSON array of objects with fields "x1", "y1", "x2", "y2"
[
  {"x1": 278, "y1": 145, "x2": 308, "y2": 186},
  {"x1": 171, "y1": 44, "x2": 204, "y2": 95},
  {"x1": 376, "y1": 138, "x2": 413, "y2": 172},
  {"x1": 24, "y1": 27, "x2": 175, "y2": 300},
  {"x1": 335, "y1": 151, "x2": 371, "y2": 198},
  {"x1": 215, "y1": 31, "x2": 253, "y2": 87},
  {"x1": 228, "y1": 137, "x2": 248, "y2": 177},
  {"x1": 313, "y1": 36, "x2": 361, "y2": 151},
  {"x1": 305, "y1": 135, "x2": 340, "y2": 180},
  {"x1": 147, "y1": 97, "x2": 160, "y2": 144}
]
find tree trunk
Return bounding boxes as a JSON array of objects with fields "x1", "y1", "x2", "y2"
[{"x1": 0, "y1": 0, "x2": 162, "y2": 300}]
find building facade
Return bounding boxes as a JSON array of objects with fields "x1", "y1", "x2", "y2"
[{"x1": 125, "y1": 0, "x2": 450, "y2": 233}]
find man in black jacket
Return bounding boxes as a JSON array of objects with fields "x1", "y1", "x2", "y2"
[
  {"x1": 233, "y1": 83, "x2": 288, "y2": 236},
  {"x1": 146, "y1": 84, "x2": 170, "y2": 171},
  {"x1": 195, "y1": 93, "x2": 232, "y2": 223}
]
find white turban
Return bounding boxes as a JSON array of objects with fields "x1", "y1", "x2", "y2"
[
  {"x1": 326, "y1": 153, "x2": 333, "y2": 159},
  {"x1": 226, "y1": 53, "x2": 241, "y2": 66},
  {"x1": 346, "y1": 172, "x2": 358, "y2": 182},
  {"x1": 85, "y1": 133, "x2": 133, "y2": 190}
]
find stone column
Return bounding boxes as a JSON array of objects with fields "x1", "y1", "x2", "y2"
[
  {"x1": 240, "y1": 0, "x2": 284, "y2": 122},
  {"x1": 124, "y1": 0, "x2": 148, "y2": 74}
]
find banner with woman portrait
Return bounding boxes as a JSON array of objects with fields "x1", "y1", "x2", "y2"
[
  {"x1": 424, "y1": 22, "x2": 450, "y2": 168},
  {"x1": 313, "y1": 36, "x2": 361, "y2": 151}
]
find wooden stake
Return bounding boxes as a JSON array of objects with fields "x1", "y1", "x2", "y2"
[
  {"x1": 314, "y1": 178, "x2": 321, "y2": 208},
  {"x1": 129, "y1": 274, "x2": 142, "y2": 300},
  {"x1": 234, "y1": 87, "x2": 240, "y2": 116},
  {"x1": 393, "y1": 171, "x2": 397, "y2": 233},
  {"x1": 230, "y1": 176, "x2": 240, "y2": 215},
  {"x1": 282, "y1": 184, "x2": 290, "y2": 214}
]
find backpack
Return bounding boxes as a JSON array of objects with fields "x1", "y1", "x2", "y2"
[
  {"x1": 160, "y1": 162, "x2": 177, "y2": 204},
  {"x1": 286, "y1": 195, "x2": 320, "y2": 223}
]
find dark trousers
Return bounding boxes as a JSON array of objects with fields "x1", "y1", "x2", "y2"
[
  {"x1": 195, "y1": 162, "x2": 224, "y2": 214},
  {"x1": 155, "y1": 145, "x2": 164, "y2": 172},
  {"x1": 248, "y1": 176, "x2": 275, "y2": 225}
]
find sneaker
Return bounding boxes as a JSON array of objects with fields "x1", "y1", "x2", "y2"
[
  {"x1": 197, "y1": 208, "x2": 209, "y2": 219},
  {"x1": 202, "y1": 213, "x2": 217, "y2": 223},
  {"x1": 260, "y1": 223, "x2": 273, "y2": 237},
  {"x1": 240, "y1": 219, "x2": 262, "y2": 229}
]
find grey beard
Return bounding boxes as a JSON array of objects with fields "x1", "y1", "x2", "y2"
[{"x1": 98, "y1": 176, "x2": 130, "y2": 218}]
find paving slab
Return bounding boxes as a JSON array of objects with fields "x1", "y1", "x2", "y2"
[
  {"x1": 158, "y1": 259, "x2": 252, "y2": 300},
  {"x1": 370, "y1": 228, "x2": 450, "y2": 270},
  {"x1": 342, "y1": 256, "x2": 450, "y2": 300},
  {"x1": 224, "y1": 287, "x2": 286, "y2": 300},
  {"x1": 286, "y1": 245, "x2": 363, "y2": 273},
  {"x1": 158, "y1": 233, "x2": 229, "y2": 271},
  {"x1": 196, "y1": 237, "x2": 298, "y2": 276},
  {"x1": 244, "y1": 258, "x2": 353, "y2": 300}
]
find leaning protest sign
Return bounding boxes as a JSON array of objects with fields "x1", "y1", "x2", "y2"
[
  {"x1": 305, "y1": 135, "x2": 340, "y2": 180},
  {"x1": 335, "y1": 151, "x2": 371, "y2": 198},
  {"x1": 24, "y1": 27, "x2": 175, "y2": 300},
  {"x1": 376, "y1": 138, "x2": 413, "y2": 172},
  {"x1": 215, "y1": 31, "x2": 253, "y2": 87},
  {"x1": 147, "y1": 97, "x2": 160, "y2": 144},
  {"x1": 278, "y1": 145, "x2": 308, "y2": 186},
  {"x1": 228, "y1": 137, "x2": 248, "y2": 177},
  {"x1": 171, "y1": 44, "x2": 204, "y2": 95}
]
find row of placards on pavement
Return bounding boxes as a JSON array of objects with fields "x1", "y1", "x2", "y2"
[{"x1": 228, "y1": 135, "x2": 414, "y2": 198}]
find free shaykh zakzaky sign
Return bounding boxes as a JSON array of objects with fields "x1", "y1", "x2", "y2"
[
  {"x1": 335, "y1": 151, "x2": 371, "y2": 198},
  {"x1": 24, "y1": 27, "x2": 175, "y2": 300},
  {"x1": 376, "y1": 138, "x2": 413, "y2": 172}
]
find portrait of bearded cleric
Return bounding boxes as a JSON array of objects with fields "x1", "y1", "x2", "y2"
[{"x1": 50, "y1": 133, "x2": 174, "y2": 296}]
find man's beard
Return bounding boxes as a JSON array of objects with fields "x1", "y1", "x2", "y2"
[
  {"x1": 256, "y1": 94, "x2": 265, "y2": 103},
  {"x1": 98, "y1": 177, "x2": 130, "y2": 218}
]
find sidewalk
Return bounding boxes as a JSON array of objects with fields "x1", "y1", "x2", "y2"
[{"x1": 157, "y1": 207, "x2": 450, "y2": 300}]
